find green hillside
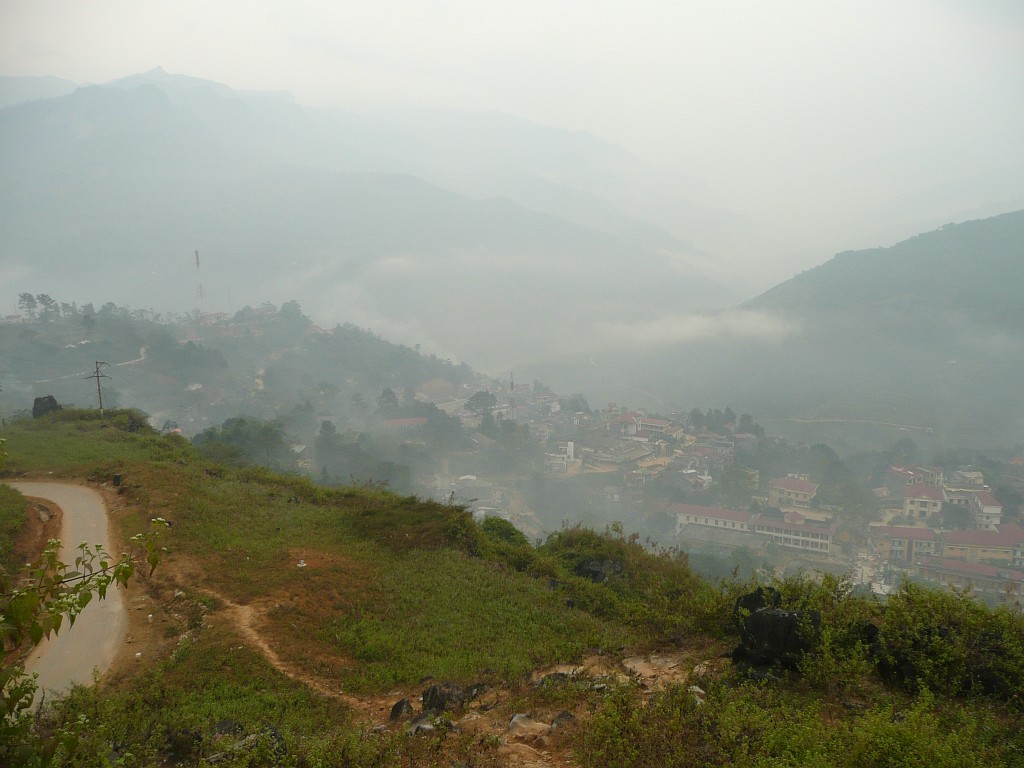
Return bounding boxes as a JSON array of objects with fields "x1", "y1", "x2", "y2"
[
  {"x1": 530, "y1": 211, "x2": 1024, "y2": 450},
  {"x1": 750, "y1": 209, "x2": 1024, "y2": 329},
  {"x1": 1, "y1": 412, "x2": 1023, "y2": 766}
]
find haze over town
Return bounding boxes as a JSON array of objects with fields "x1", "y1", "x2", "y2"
[{"x1": 2, "y1": 1, "x2": 1024, "y2": 449}]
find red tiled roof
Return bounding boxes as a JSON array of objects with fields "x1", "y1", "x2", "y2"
[
  {"x1": 917, "y1": 556, "x2": 1024, "y2": 582},
  {"x1": 973, "y1": 490, "x2": 1002, "y2": 508},
  {"x1": 670, "y1": 503, "x2": 753, "y2": 523},
  {"x1": 904, "y1": 483, "x2": 944, "y2": 502},
  {"x1": 771, "y1": 477, "x2": 818, "y2": 494},
  {"x1": 869, "y1": 525, "x2": 937, "y2": 541},
  {"x1": 639, "y1": 417, "x2": 671, "y2": 427},
  {"x1": 941, "y1": 523, "x2": 1024, "y2": 548},
  {"x1": 753, "y1": 510, "x2": 838, "y2": 534}
]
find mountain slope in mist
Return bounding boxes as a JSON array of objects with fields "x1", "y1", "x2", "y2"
[
  {"x1": 0, "y1": 69, "x2": 734, "y2": 369},
  {"x1": 527, "y1": 210, "x2": 1024, "y2": 447}
]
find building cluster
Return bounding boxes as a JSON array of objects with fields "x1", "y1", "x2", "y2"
[
  {"x1": 871, "y1": 464, "x2": 1024, "y2": 609},
  {"x1": 403, "y1": 382, "x2": 1024, "y2": 610}
]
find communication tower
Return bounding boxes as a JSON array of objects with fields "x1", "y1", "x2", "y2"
[
  {"x1": 195, "y1": 250, "x2": 206, "y2": 318},
  {"x1": 509, "y1": 372, "x2": 516, "y2": 422}
]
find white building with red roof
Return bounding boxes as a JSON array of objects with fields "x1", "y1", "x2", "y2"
[
  {"x1": 940, "y1": 523, "x2": 1024, "y2": 565},
  {"x1": 673, "y1": 502, "x2": 837, "y2": 556},
  {"x1": 969, "y1": 490, "x2": 1003, "y2": 530},
  {"x1": 869, "y1": 524, "x2": 939, "y2": 564},
  {"x1": 902, "y1": 483, "x2": 945, "y2": 520},
  {"x1": 768, "y1": 475, "x2": 819, "y2": 509},
  {"x1": 915, "y1": 556, "x2": 1024, "y2": 610}
]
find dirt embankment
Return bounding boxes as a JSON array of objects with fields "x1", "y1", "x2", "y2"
[{"x1": 12, "y1": 494, "x2": 63, "y2": 566}]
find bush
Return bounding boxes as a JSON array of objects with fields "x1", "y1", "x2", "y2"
[{"x1": 877, "y1": 581, "x2": 1024, "y2": 700}]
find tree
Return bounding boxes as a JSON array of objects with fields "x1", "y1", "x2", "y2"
[
  {"x1": 466, "y1": 390, "x2": 497, "y2": 417},
  {"x1": 16, "y1": 294, "x2": 36, "y2": 319},
  {"x1": 376, "y1": 388, "x2": 400, "y2": 417},
  {"x1": 940, "y1": 502, "x2": 973, "y2": 530},
  {"x1": 560, "y1": 393, "x2": 592, "y2": 414},
  {"x1": 35, "y1": 294, "x2": 59, "y2": 323},
  {"x1": 688, "y1": 407, "x2": 705, "y2": 430},
  {"x1": 737, "y1": 413, "x2": 765, "y2": 438},
  {"x1": 1, "y1": 522, "x2": 166, "y2": 764}
]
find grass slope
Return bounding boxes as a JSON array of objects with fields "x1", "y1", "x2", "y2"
[{"x1": 2, "y1": 410, "x2": 1024, "y2": 767}]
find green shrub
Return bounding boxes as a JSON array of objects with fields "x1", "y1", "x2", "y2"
[{"x1": 877, "y1": 581, "x2": 1024, "y2": 700}]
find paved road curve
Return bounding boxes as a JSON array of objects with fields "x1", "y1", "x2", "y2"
[{"x1": 6, "y1": 482, "x2": 127, "y2": 702}]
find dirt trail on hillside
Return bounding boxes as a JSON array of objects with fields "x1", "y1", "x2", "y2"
[
  {"x1": 212, "y1": 592, "x2": 358, "y2": 703},
  {"x1": 201, "y1": 585, "x2": 721, "y2": 768}
]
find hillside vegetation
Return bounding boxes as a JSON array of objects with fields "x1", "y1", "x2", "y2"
[
  {"x1": 1, "y1": 411, "x2": 1023, "y2": 766},
  {"x1": 532, "y1": 210, "x2": 1024, "y2": 449}
]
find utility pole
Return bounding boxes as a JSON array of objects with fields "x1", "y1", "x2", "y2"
[{"x1": 84, "y1": 361, "x2": 111, "y2": 416}]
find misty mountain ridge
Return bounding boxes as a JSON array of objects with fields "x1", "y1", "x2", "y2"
[
  {"x1": 526, "y1": 210, "x2": 1024, "y2": 448},
  {"x1": 751, "y1": 209, "x2": 1024, "y2": 328},
  {"x1": 0, "y1": 68, "x2": 735, "y2": 369}
]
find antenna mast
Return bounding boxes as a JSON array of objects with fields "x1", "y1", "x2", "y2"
[
  {"x1": 509, "y1": 372, "x2": 515, "y2": 423},
  {"x1": 195, "y1": 249, "x2": 206, "y2": 319}
]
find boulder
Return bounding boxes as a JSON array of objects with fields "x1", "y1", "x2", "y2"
[
  {"x1": 732, "y1": 608, "x2": 820, "y2": 670},
  {"x1": 422, "y1": 682, "x2": 464, "y2": 713},
  {"x1": 389, "y1": 698, "x2": 414, "y2": 722},
  {"x1": 733, "y1": 587, "x2": 781, "y2": 621},
  {"x1": 406, "y1": 713, "x2": 435, "y2": 736},
  {"x1": 507, "y1": 713, "x2": 550, "y2": 745},
  {"x1": 550, "y1": 711, "x2": 575, "y2": 731},
  {"x1": 32, "y1": 395, "x2": 61, "y2": 418}
]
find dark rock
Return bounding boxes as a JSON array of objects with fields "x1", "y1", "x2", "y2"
[
  {"x1": 465, "y1": 681, "x2": 488, "y2": 700},
  {"x1": 165, "y1": 728, "x2": 202, "y2": 762},
  {"x1": 732, "y1": 608, "x2": 820, "y2": 670},
  {"x1": 576, "y1": 558, "x2": 624, "y2": 583},
  {"x1": 113, "y1": 473, "x2": 124, "y2": 487},
  {"x1": 422, "y1": 682, "x2": 464, "y2": 713},
  {"x1": 406, "y1": 713, "x2": 435, "y2": 736},
  {"x1": 550, "y1": 711, "x2": 575, "y2": 731},
  {"x1": 733, "y1": 587, "x2": 781, "y2": 621},
  {"x1": 389, "y1": 698, "x2": 414, "y2": 721},
  {"x1": 32, "y1": 395, "x2": 62, "y2": 418},
  {"x1": 212, "y1": 720, "x2": 244, "y2": 736},
  {"x1": 537, "y1": 672, "x2": 569, "y2": 687}
]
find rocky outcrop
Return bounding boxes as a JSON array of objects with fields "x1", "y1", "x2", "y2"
[{"x1": 32, "y1": 395, "x2": 61, "y2": 418}]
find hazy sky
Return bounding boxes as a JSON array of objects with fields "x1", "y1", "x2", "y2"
[{"x1": 3, "y1": 0, "x2": 1023, "y2": 276}]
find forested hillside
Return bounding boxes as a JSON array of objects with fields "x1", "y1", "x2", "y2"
[{"x1": 529, "y1": 211, "x2": 1024, "y2": 450}]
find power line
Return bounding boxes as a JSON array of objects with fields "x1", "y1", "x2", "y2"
[{"x1": 83, "y1": 361, "x2": 111, "y2": 415}]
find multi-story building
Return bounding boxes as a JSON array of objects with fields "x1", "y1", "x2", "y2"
[
  {"x1": 915, "y1": 556, "x2": 1024, "y2": 610},
  {"x1": 752, "y1": 507, "x2": 837, "y2": 556},
  {"x1": 869, "y1": 525, "x2": 938, "y2": 564},
  {"x1": 902, "y1": 483, "x2": 945, "y2": 520},
  {"x1": 939, "y1": 524, "x2": 1024, "y2": 566},
  {"x1": 969, "y1": 490, "x2": 1003, "y2": 530},
  {"x1": 672, "y1": 503, "x2": 836, "y2": 556},
  {"x1": 768, "y1": 475, "x2": 819, "y2": 509}
]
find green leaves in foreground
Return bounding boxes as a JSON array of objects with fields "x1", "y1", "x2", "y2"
[
  {"x1": 580, "y1": 682, "x2": 1011, "y2": 768},
  {"x1": 0, "y1": 518, "x2": 167, "y2": 765}
]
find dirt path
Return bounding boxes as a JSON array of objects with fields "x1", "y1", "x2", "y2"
[
  {"x1": 200, "y1": 585, "x2": 716, "y2": 768},
  {"x1": 213, "y1": 592, "x2": 356, "y2": 703}
]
